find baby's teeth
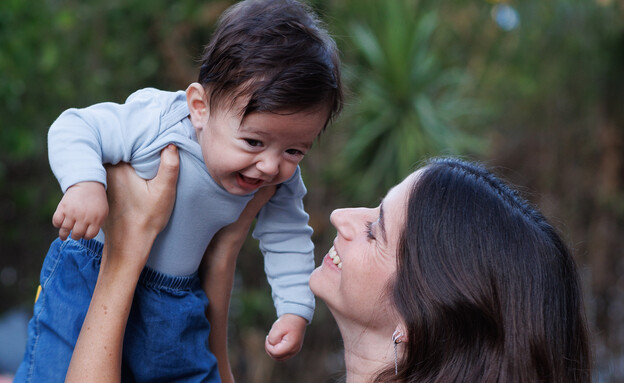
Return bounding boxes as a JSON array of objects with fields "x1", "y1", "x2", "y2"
[
  {"x1": 337, "y1": 262, "x2": 342, "y2": 269},
  {"x1": 332, "y1": 255, "x2": 341, "y2": 265}
]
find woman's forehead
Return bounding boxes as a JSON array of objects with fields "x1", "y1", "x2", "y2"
[
  {"x1": 384, "y1": 170, "x2": 421, "y2": 204},
  {"x1": 381, "y1": 170, "x2": 421, "y2": 234}
]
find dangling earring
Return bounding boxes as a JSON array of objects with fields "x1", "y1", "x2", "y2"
[{"x1": 392, "y1": 329, "x2": 403, "y2": 376}]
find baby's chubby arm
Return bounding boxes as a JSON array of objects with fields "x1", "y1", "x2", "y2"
[
  {"x1": 252, "y1": 169, "x2": 314, "y2": 361},
  {"x1": 48, "y1": 89, "x2": 185, "y2": 241},
  {"x1": 48, "y1": 89, "x2": 182, "y2": 241},
  {"x1": 52, "y1": 181, "x2": 108, "y2": 241},
  {"x1": 265, "y1": 314, "x2": 307, "y2": 361}
]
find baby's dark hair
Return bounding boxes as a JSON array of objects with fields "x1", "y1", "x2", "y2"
[{"x1": 198, "y1": 0, "x2": 343, "y2": 129}]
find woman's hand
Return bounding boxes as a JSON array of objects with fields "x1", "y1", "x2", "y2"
[
  {"x1": 66, "y1": 145, "x2": 180, "y2": 383},
  {"x1": 102, "y1": 144, "x2": 180, "y2": 272},
  {"x1": 202, "y1": 185, "x2": 276, "y2": 383}
]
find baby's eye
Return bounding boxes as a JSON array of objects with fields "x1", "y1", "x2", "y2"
[
  {"x1": 245, "y1": 139, "x2": 263, "y2": 147},
  {"x1": 366, "y1": 221, "x2": 375, "y2": 240},
  {"x1": 286, "y1": 148, "x2": 304, "y2": 156}
]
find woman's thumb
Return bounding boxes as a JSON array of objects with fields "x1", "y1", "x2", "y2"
[{"x1": 156, "y1": 145, "x2": 180, "y2": 188}]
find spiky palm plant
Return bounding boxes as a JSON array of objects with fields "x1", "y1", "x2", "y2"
[{"x1": 331, "y1": 0, "x2": 485, "y2": 205}]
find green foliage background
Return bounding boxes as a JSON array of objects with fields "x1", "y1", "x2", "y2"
[{"x1": 1, "y1": 0, "x2": 623, "y2": 381}]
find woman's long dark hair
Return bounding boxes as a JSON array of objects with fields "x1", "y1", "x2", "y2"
[{"x1": 375, "y1": 158, "x2": 592, "y2": 382}]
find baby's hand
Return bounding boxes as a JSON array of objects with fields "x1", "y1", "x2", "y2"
[
  {"x1": 264, "y1": 314, "x2": 307, "y2": 361},
  {"x1": 52, "y1": 181, "x2": 108, "y2": 241}
]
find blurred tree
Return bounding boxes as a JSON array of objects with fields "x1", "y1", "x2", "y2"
[
  {"x1": 327, "y1": 0, "x2": 487, "y2": 205},
  {"x1": 456, "y1": 0, "x2": 624, "y2": 378},
  {"x1": 0, "y1": 0, "x2": 230, "y2": 312},
  {"x1": 1, "y1": 0, "x2": 69, "y2": 313},
  {"x1": 3, "y1": 0, "x2": 624, "y2": 381}
]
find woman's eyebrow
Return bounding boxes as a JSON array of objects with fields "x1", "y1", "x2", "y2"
[{"x1": 379, "y1": 202, "x2": 387, "y2": 242}]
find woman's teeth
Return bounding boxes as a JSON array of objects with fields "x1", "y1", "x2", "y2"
[{"x1": 329, "y1": 246, "x2": 342, "y2": 269}]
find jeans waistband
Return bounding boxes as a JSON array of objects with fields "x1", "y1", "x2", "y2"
[
  {"x1": 139, "y1": 267, "x2": 198, "y2": 290},
  {"x1": 71, "y1": 237, "x2": 196, "y2": 290},
  {"x1": 74, "y1": 237, "x2": 104, "y2": 255}
]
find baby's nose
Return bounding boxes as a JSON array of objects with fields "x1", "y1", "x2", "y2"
[{"x1": 256, "y1": 154, "x2": 280, "y2": 176}]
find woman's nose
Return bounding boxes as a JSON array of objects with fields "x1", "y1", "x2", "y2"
[
  {"x1": 330, "y1": 208, "x2": 363, "y2": 241},
  {"x1": 256, "y1": 153, "x2": 280, "y2": 177}
]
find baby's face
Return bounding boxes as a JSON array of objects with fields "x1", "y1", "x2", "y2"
[{"x1": 197, "y1": 106, "x2": 326, "y2": 195}]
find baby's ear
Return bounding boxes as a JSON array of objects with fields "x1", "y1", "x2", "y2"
[{"x1": 186, "y1": 83, "x2": 209, "y2": 129}]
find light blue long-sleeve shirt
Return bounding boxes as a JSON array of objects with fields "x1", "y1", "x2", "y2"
[{"x1": 48, "y1": 88, "x2": 315, "y2": 321}]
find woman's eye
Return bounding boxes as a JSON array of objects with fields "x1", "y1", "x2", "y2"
[
  {"x1": 286, "y1": 148, "x2": 304, "y2": 156},
  {"x1": 245, "y1": 139, "x2": 263, "y2": 147},
  {"x1": 366, "y1": 221, "x2": 375, "y2": 240}
]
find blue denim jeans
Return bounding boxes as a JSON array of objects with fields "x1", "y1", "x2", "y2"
[{"x1": 15, "y1": 238, "x2": 220, "y2": 383}]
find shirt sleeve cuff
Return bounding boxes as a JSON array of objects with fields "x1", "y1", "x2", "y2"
[{"x1": 276, "y1": 302, "x2": 315, "y2": 324}]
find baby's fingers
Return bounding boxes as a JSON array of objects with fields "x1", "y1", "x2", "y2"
[
  {"x1": 264, "y1": 336, "x2": 281, "y2": 358},
  {"x1": 266, "y1": 326, "x2": 285, "y2": 347},
  {"x1": 70, "y1": 221, "x2": 88, "y2": 240},
  {"x1": 264, "y1": 337, "x2": 296, "y2": 361},
  {"x1": 83, "y1": 224, "x2": 101, "y2": 240},
  {"x1": 52, "y1": 208, "x2": 65, "y2": 229},
  {"x1": 58, "y1": 216, "x2": 75, "y2": 241}
]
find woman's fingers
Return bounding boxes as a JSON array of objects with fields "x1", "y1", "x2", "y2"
[
  {"x1": 145, "y1": 145, "x2": 180, "y2": 232},
  {"x1": 158, "y1": 145, "x2": 180, "y2": 182}
]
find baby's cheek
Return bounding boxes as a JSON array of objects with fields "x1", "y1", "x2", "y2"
[{"x1": 280, "y1": 164, "x2": 299, "y2": 182}]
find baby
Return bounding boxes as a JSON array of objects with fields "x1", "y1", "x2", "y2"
[{"x1": 15, "y1": 0, "x2": 342, "y2": 382}]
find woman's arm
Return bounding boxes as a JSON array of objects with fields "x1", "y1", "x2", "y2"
[
  {"x1": 201, "y1": 186, "x2": 276, "y2": 383},
  {"x1": 66, "y1": 143, "x2": 275, "y2": 383},
  {"x1": 65, "y1": 145, "x2": 180, "y2": 383}
]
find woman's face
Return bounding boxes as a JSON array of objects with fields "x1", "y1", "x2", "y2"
[{"x1": 310, "y1": 171, "x2": 420, "y2": 327}]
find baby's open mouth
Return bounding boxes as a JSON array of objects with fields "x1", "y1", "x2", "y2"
[{"x1": 237, "y1": 173, "x2": 264, "y2": 190}]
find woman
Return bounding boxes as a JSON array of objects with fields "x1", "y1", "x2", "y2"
[
  {"x1": 310, "y1": 158, "x2": 592, "y2": 382},
  {"x1": 68, "y1": 151, "x2": 592, "y2": 382}
]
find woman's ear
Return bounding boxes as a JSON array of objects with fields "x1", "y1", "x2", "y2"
[
  {"x1": 393, "y1": 326, "x2": 408, "y2": 344},
  {"x1": 186, "y1": 82, "x2": 209, "y2": 130}
]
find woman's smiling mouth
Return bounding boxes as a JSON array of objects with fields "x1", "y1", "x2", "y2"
[{"x1": 328, "y1": 245, "x2": 342, "y2": 269}]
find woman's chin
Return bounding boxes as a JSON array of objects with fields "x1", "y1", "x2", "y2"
[
  {"x1": 309, "y1": 266, "x2": 324, "y2": 297},
  {"x1": 309, "y1": 265, "x2": 337, "y2": 304}
]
